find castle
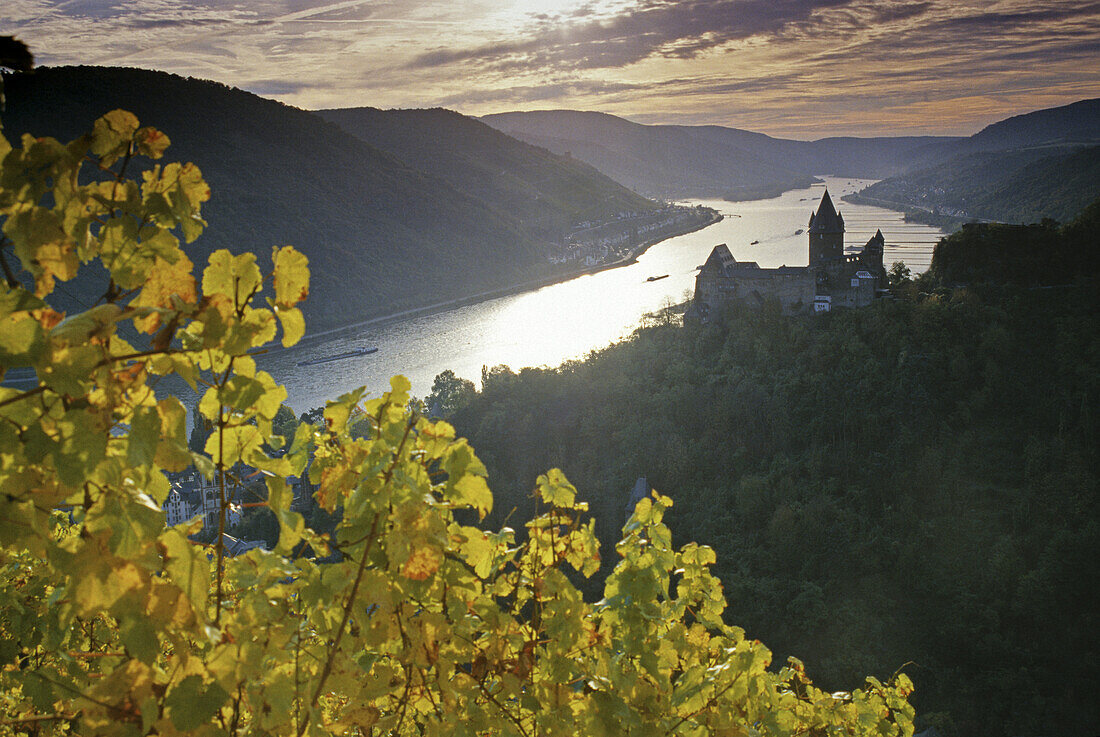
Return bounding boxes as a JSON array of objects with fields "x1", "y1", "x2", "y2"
[{"x1": 689, "y1": 190, "x2": 887, "y2": 319}]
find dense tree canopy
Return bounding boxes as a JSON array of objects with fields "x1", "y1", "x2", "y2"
[{"x1": 450, "y1": 236, "x2": 1099, "y2": 736}]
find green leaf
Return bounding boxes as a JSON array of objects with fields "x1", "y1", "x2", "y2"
[
  {"x1": 161, "y1": 527, "x2": 210, "y2": 619},
  {"x1": 85, "y1": 489, "x2": 163, "y2": 559},
  {"x1": 267, "y1": 475, "x2": 304, "y2": 555},
  {"x1": 127, "y1": 405, "x2": 160, "y2": 467},
  {"x1": 537, "y1": 468, "x2": 577, "y2": 508},
  {"x1": 155, "y1": 397, "x2": 192, "y2": 472},
  {"x1": 0, "y1": 313, "x2": 44, "y2": 365},
  {"x1": 119, "y1": 615, "x2": 160, "y2": 664},
  {"x1": 165, "y1": 675, "x2": 228, "y2": 731}
]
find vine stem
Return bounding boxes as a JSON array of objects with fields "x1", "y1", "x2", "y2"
[
  {"x1": 213, "y1": 403, "x2": 227, "y2": 625},
  {"x1": 296, "y1": 409, "x2": 416, "y2": 737},
  {"x1": 0, "y1": 385, "x2": 45, "y2": 409},
  {"x1": 0, "y1": 713, "x2": 77, "y2": 725},
  {"x1": 0, "y1": 236, "x2": 21, "y2": 288}
]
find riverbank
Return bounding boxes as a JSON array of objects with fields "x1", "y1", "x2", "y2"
[
  {"x1": 843, "y1": 192, "x2": 992, "y2": 232},
  {"x1": 297, "y1": 209, "x2": 724, "y2": 345}
]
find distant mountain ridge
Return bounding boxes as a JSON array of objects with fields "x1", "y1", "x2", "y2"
[
  {"x1": 481, "y1": 110, "x2": 819, "y2": 201},
  {"x1": 953, "y1": 97, "x2": 1100, "y2": 156},
  {"x1": 481, "y1": 110, "x2": 958, "y2": 200},
  {"x1": 0, "y1": 67, "x2": 661, "y2": 331},
  {"x1": 848, "y1": 98, "x2": 1100, "y2": 226}
]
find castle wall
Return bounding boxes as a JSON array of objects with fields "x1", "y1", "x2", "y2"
[{"x1": 697, "y1": 268, "x2": 815, "y2": 315}]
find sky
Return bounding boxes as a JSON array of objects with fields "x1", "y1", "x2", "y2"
[{"x1": 3, "y1": 0, "x2": 1099, "y2": 138}]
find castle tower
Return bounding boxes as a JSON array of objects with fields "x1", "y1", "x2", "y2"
[
  {"x1": 864, "y1": 228, "x2": 885, "y2": 276},
  {"x1": 808, "y1": 189, "x2": 844, "y2": 265}
]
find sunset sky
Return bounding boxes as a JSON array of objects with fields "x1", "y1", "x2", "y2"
[{"x1": 4, "y1": 0, "x2": 1099, "y2": 138}]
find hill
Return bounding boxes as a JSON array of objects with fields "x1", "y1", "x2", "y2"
[
  {"x1": 671, "y1": 126, "x2": 955, "y2": 179},
  {"x1": 848, "y1": 99, "x2": 1100, "y2": 227},
  {"x1": 848, "y1": 145, "x2": 1100, "y2": 226},
  {"x1": 920, "y1": 195, "x2": 1100, "y2": 287},
  {"x1": 911, "y1": 97, "x2": 1100, "y2": 166},
  {"x1": 1, "y1": 66, "x2": 643, "y2": 331},
  {"x1": 315, "y1": 107, "x2": 656, "y2": 240},
  {"x1": 481, "y1": 110, "x2": 957, "y2": 200},
  {"x1": 481, "y1": 110, "x2": 819, "y2": 201}
]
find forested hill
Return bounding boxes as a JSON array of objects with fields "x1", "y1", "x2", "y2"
[
  {"x1": 316, "y1": 107, "x2": 656, "y2": 240},
  {"x1": 923, "y1": 195, "x2": 1100, "y2": 286},
  {"x1": 481, "y1": 109, "x2": 956, "y2": 200},
  {"x1": 481, "y1": 109, "x2": 820, "y2": 201},
  {"x1": 848, "y1": 99, "x2": 1100, "y2": 227},
  {"x1": 0, "y1": 66, "x2": 610, "y2": 331},
  {"x1": 920, "y1": 96, "x2": 1100, "y2": 164},
  {"x1": 849, "y1": 144, "x2": 1100, "y2": 227},
  {"x1": 439, "y1": 206, "x2": 1100, "y2": 736}
]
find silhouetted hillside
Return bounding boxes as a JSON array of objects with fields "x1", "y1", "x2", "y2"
[
  {"x1": 482, "y1": 110, "x2": 958, "y2": 200},
  {"x1": 0, "y1": 66, "x2": 578, "y2": 331},
  {"x1": 481, "y1": 110, "x2": 818, "y2": 200},
  {"x1": 674, "y1": 126, "x2": 956, "y2": 179},
  {"x1": 911, "y1": 97, "x2": 1100, "y2": 166},
  {"x1": 851, "y1": 145, "x2": 1100, "y2": 226},
  {"x1": 316, "y1": 107, "x2": 656, "y2": 239},
  {"x1": 849, "y1": 99, "x2": 1100, "y2": 226}
]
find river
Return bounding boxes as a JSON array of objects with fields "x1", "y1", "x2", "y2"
[{"x1": 260, "y1": 176, "x2": 946, "y2": 412}]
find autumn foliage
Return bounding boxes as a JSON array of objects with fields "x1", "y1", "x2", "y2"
[{"x1": 0, "y1": 107, "x2": 915, "y2": 736}]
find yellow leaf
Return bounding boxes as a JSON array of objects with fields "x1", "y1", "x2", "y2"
[
  {"x1": 73, "y1": 560, "x2": 145, "y2": 613},
  {"x1": 90, "y1": 109, "x2": 139, "y2": 166},
  {"x1": 452, "y1": 474, "x2": 492, "y2": 519},
  {"x1": 276, "y1": 305, "x2": 305, "y2": 347},
  {"x1": 272, "y1": 245, "x2": 309, "y2": 307},
  {"x1": 401, "y1": 545, "x2": 443, "y2": 581},
  {"x1": 202, "y1": 250, "x2": 261, "y2": 306},
  {"x1": 135, "y1": 126, "x2": 171, "y2": 159},
  {"x1": 131, "y1": 253, "x2": 195, "y2": 333}
]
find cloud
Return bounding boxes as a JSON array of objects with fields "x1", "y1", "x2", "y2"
[
  {"x1": 3, "y1": 0, "x2": 1098, "y2": 137},
  {"x1": 410, "y1": 0, "x2": 869, "y2": 71},
  {"x1": 433, "y1": 78, "x2": 651, "y2": 107}
]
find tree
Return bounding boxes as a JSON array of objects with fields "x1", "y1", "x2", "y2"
[
  {"x1": 887, "y1": 261, "x2": 912, "y2": 290},
  {"x1": 425, "y1": 369, "x2": 476, "y2": 417},
  {"x1": 0, "y1": 108, "x2": 914, "y2": 736}
]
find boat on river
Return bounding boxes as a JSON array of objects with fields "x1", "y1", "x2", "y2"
[
  {"x1": 297, "y1": 347, "x2": 378, "y2": 367},
  {"x1": 646, "y1": 274, "x2": 670, "y2": 282}
]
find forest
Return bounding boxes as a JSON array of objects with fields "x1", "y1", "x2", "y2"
[{"x1": 421, "y1": 204, "x2": 1100, "y2": 736}]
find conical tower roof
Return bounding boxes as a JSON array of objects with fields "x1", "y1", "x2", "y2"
[{"x1": 808, "y1": 189, "x2": 844, "y2": 234}]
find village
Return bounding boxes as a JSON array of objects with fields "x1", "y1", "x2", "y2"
[
  {"x1": 548, "y1": 203, "x2": 717, "y2": 267},
  {"x1": 163, "y1": 467, "x2": 316, "y2": 555}
]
